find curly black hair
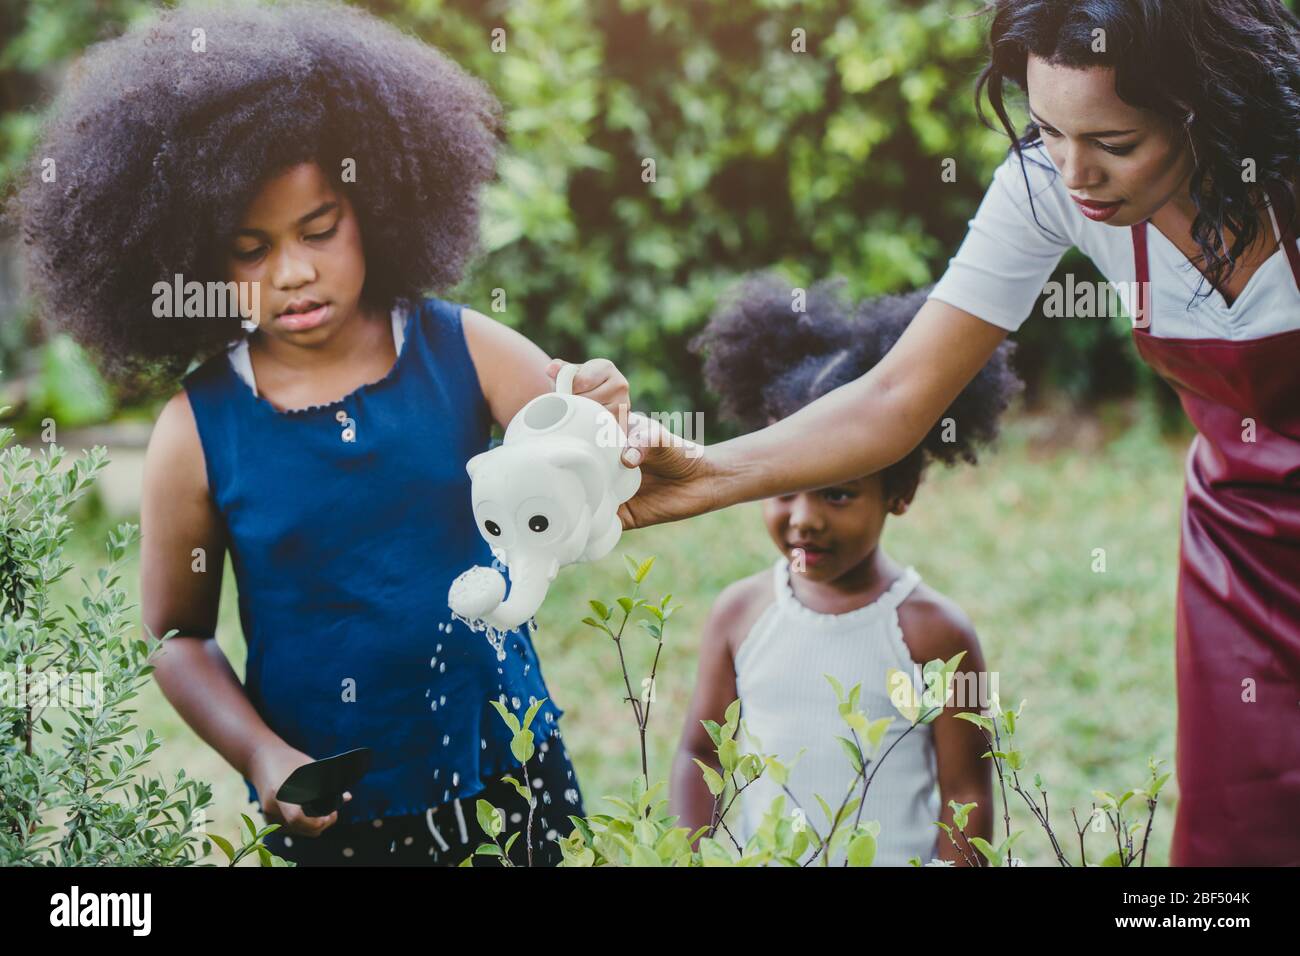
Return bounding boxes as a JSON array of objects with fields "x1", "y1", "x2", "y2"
[
  {"x1": 7, "y1": 0, "x2": 501, "y2": 395},
  {"x1": 692, "y1": 273, "x2": 1023, "y2": 502},
  {"x1": 974, "y1": 0, "x2": 1300, "y2": 303}
]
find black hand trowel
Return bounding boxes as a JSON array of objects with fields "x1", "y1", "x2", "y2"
[{"x1": 274, "y1": 747, "x2": 373, "y2": 817}]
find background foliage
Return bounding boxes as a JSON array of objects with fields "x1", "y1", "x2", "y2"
[{"x1": 10, "y1": 0, "x2": 1291, "y2": 429}]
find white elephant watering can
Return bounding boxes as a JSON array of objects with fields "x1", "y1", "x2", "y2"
[{"x1": 447, "y1": 364, "x2": 642, "y2": 649}]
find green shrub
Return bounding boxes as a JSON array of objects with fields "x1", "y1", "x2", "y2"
[
  {"x1": 6, "y1": 0, "x2": 1264, "y2": 427},
  {"x1": 0, "y1": 419, "x2": 283, "y2": 865}
]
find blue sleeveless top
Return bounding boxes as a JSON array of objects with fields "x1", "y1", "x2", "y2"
[{"x1": 182, "y1": 297, "x2": 565, "y2": 824}]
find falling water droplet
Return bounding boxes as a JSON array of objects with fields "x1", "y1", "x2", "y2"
[{"x1": 449, "y1": 610, "x2": 511, "y2": 661}]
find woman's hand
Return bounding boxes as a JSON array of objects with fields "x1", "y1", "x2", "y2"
[
  {"x1": 249, "y1": 740, "x2": 352, "y2": 838},
  {"x1": 618, "y1": 412, "x2": 727, "y2": 530}
]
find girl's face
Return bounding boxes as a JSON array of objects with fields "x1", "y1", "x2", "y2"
[
  {"x1": 1025, "y1": 55, "x2": 1194, "y2": 227},
  {"x1": 226, "y1": 162, "x2": 368, "y2": 341},
  {"x1": 762, "y1": 473, "x2": 906, "y2": 585}
]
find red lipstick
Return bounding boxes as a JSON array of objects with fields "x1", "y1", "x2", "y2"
[{"x1": 1071, "y1": 196, "x2": 1124, "y2": 222}]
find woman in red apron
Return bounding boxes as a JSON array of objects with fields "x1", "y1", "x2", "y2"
[
  {"x1": 1131, "y1": 203, "x2": 1300, "y2": 865},
  {"x1": 601, "y1": 1, "x2": 1300, "y2": 865}
]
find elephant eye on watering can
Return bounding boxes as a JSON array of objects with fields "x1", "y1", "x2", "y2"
[
  {"x1": 474, "y1": 505, "x2": 515, "y2": 548},
  {"x1": 515, "y1": 496, "x2": 565, "y2": 545}
]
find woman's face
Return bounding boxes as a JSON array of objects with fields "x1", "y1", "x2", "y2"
[
  {"x1": 762, "y1": 473, "x2": 900, "y2": 585},
  {"x1": 1025, "y1": 55, "x2": 1194, "y2": 227},
  {"x1": 225, "y1": 162, "x2": 368, "y2": 341}
]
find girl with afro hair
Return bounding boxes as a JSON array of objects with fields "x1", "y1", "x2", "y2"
[
  {"x1": 10, "y1": 0, "x2": 638, "y2": 866},
  {"x1": 671, "y1": 274, "x2": 1022, "y2": 864}
]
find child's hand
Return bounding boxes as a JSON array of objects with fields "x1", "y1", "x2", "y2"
[
  {"x1": 545, "y1": 357, "x2": 632, "y2": 437},
  {"x1": 249, "y1": 741, "x2": 352, "y2": 838}
]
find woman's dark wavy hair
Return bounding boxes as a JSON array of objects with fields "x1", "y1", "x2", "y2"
[
  {"x1": 692, "y1": 274, "x2": 1023, "y2": 503},
  {"x1": 7, "y1": 0, "x2": 501, "y2": 395},
  {"x1": 974, "y1": 0, "x2": 1300, "y2": 301}
]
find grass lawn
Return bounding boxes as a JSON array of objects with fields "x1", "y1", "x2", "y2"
[{"x1": 54, "y1": 401, "x2": 1187, "y2": 866}]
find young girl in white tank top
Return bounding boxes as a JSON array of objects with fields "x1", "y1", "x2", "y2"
[{"x1": 670, "y1": 275, "x2": 1020, "y2": 865}]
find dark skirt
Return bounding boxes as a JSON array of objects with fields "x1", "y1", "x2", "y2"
[{"x1": 260, "y1": 738, "x2": 583, "y2": 867}]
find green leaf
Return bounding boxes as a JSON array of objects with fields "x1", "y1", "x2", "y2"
[
  {"x1": 589, "y1": 599, "x2": 611, "y2": 621},
  {"x1": 824, "y1": 673, "x2": 846, "y2": 703},
  {"x1": 631, "y1": 844, "x2": 661, "y2": 867},
  {"x1": 836, "y1": 736, "x2": 863, "y2": 773},
  {"x1": 693, "y1": 759, "x2": 724, "y2": 796},
  {"x1": 488, "y1": 699, "x2": 521, "y2": 735},
  {"x1": 968, "y1": 836, "x2": 1003, "y2": 866},
  {"x1": 700, "y1": 719, "x2": 722, "y2": 747},
  {"x1": 510, "y1": 728, "x2": 536, "y2": 764},
  {"x1": 476, "y1": 800, "x2": 504, "y2": 838},
  {"x1": 717, "y1": 738, "x2": 739, "y2": 774},
  {"x1": 764, "y1": 755, "x2": 790, "y2": 787},
  {"x1": 842, "y1": 710, "x2": 869, "y2": 736},
  {"x1": 847, "y1": 832, "x2": 877, "y2": 867},
  {"x1": 634, "y1": 557, "x2": 655, "y2": 583},
  {"x1": 885, "y1": 667, "x2": 920, "y2": 722},
  {"x1": 949, "y1": 800, "x2": 977, "y2": 831},
  {"x1": 698, "y1": 837, "x2": 733, "y2": 866},
  {"x1": 953, "y1": 712, "x2": 995, "y2": 733},
  {"x1": 723, "y1": 699, "x2": 741, "y2": 729},
  {"x1": 521, "y1": 697, "x2": 546, "y2": 733},
  {"x1": 815, "y1": 794, "x2": 835, "y2": 827},
  {"x1": 501, "y1": 774, "x2": 531, "y2": 801},
  {"x1": 208, "y1": 833, "x2": 236, "y2": 862}
]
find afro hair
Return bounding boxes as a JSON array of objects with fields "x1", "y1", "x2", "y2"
[
  {"x1": 692, "y1": 272, "x2": 1023, "y2": 501},
  {"x1": 7, "y1": 0, "x2": 502, "y2": 395}
]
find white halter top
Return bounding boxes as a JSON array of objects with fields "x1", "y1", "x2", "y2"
[{"x1": 734, "y1": 558, "x2": 941, "y2": 865}]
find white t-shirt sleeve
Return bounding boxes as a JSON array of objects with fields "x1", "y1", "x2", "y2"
[{"x1": 928, "y1": 146, "x2": 1076, "y2": 332}]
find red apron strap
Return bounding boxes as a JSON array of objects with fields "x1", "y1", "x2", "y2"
[
  {"x1": 1258, "y1": 182, "x2": 1300, "y2": 287},
  {"x1": 1265, "y1": 184, "x2": 1300, "y2": 289},
  {"x1": 1132, "y1": 188, "x2": 1300, "y2": 310},
  {"x1": 1282, "y1": 237, "x2": 1300, "y2": 289},
  {"x1": 1130, "y1": 221, "x2": 1150, "y2": 326}
]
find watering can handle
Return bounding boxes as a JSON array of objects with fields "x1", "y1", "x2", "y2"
[{"x1": 554, "y1": 361, "x2": 579, "y2": 396}]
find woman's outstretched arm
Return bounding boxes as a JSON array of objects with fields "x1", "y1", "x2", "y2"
[{"x1": 619, "y1": 299, "x2": 1010, "y2": 529}]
